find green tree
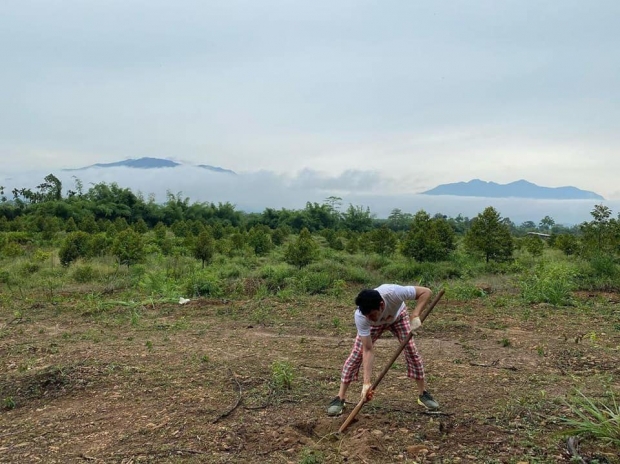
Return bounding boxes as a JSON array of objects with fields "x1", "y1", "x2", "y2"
[
  {"x1": 284, "y1": 228, "x2": 319, "y2": 268},
  {"x1": 553, "y1": 234, "x2": 579, "y2": 256},
  {"x1": 112, "y1": 229, "x2": 145, "y2": 267},
  {"x1": 133, "y1": 218, "x2": 149, "y2": 234},
  {"x1": 369, "y1": 227, "x2": 398, "y2": 256},
  {"x1": 465, "y1": 207, "x2": 514, "y2": 262},
  {"x1": 59, "y1": 231, "x2": 91, "y2": 266},
  {"x1": 580, "y1": 204, "x2": 617, "y2": 256},
  {"x1": 401, "y1": 210, "x2": 456, "y2": 262},
  {"x1": 523, "y1": 235, "x2": 544, "y2": 257},
  {"x1": 247, "y1": 226, "x2": 273, "y2": 256},
  {"x1": 193, "y1": 230, "x2": 215, "y2": 268},
  {"x1": 65, "y1": 217, "x2": 78, "y2": 232}
]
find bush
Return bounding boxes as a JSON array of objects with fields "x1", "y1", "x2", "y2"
[
  {"x1": 72, "y1": 265, "x2": 97, "y2": 283},
  {"x1": 184, "y1": 272, "x2": 224, "y2": 297},
  {"x1": 294, "y1": 270, "x2": 334, "y2": 295},
  {"x1": 520, "y1": 261, "x2": 576, "y2": 306},
  {"x1": 258, "y1": 264, "x2": 295, "y2": 291},
  {"x1": 19, "y1": 261, "x2": 41, "y2": 276}
]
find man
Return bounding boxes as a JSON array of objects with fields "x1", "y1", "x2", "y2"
[{"x1": 327, "y1": 284, "x2": 439, "y2": 416}]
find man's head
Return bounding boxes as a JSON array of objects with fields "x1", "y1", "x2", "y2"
[{"x1": 355, "y1": 289, "x2": 384, "y2": 321}]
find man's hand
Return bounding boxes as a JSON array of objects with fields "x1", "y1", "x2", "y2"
[
  {"x1": 361, "y1": 383, "x2": 375, "y2": 402},
  {"x1": 410, "y1": 316, "x2": 422, "y2": 331}
]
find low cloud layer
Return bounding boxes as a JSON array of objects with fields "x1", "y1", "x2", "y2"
[{"x1": 2, "y1": 166, "x2": 613, "y2": 225}]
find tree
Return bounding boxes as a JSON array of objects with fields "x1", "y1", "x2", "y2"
[
  {"x1": 341, "y1": 205, "x2": 374, "y2": 232},
  {"x1": 59, "y1": 231, "x2": 91, "y2": 266},
  {"x1": 247, "y1": 226, "x2": 274, "y2": 256},
  {"x1": 465, "y1": 207, "x2": 514, "y2": 262},
  {"x1": 523, "y1": 235, "x2": 544, "y2": 257},
  {"x1": 580, "y1": 204, "x2": 617, "y2": 256},
  {"x1": 369, "y1": 227, "x2": 398, "y2": 256},
  {"x1": 112, "y1": 229, "x2": 145, "y2": 267},
  {"x1": 539, "y1": 216, "x2": 555, "y2": 232},
  {"x1": 193, "y1": 230, "x2": 215, "y2": 268},
  {"x1": 284, "y1": 228, "x2": 319, "y2": 268},
  {"x1": 401, "y1": 210, "x2": 456, "y2": 262}
]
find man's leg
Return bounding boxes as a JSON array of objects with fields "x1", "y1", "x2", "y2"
[
  {"x1": 389, "y1": 309, "x2": 439, "y2": 410},
  {"x1": 328, "y1": 325, "x2": 384, "y2": 416}
]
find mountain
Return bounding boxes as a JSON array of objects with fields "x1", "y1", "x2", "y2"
[
  {"x1": 63, "y1": 157, "x2": 236, "y2": 175},
  {"x1": 421, "y1": 179, "x2": 604, "y2": 200}
]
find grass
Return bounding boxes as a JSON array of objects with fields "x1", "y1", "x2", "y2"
[{"x1": 560, "y1": 390, "x2": 620, "y2": 446}]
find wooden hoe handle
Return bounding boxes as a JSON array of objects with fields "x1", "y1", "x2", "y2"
[{"x1": 338, "y1": 289, "x2": 445, "y2": 433}]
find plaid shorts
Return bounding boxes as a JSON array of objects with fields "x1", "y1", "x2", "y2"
[{"x1": 340, "y1": 307, "x2": 425, "y2": 383}]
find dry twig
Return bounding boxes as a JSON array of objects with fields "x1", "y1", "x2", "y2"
[{"x1": 212, "y1": 368, "x2": 242, "y2": 423}]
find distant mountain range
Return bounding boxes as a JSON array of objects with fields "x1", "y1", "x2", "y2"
[
  {"x1": 63, "y1": 157, "x2": 237, "y2": 175},
  {"x1": 422, "y1": 179, "x2": 604, "y2": 200}
]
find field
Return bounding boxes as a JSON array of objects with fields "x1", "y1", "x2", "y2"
[{"x1": 1, "y1": 275, "x2": 619, "y2": 463}]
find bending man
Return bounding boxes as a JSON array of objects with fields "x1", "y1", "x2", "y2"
[{"x1": 327, "y1": 284, "x2": 439, "y2": 416}]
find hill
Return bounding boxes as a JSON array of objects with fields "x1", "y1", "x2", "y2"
[
  {"x1": 421, "y1": 179, "x2": 604, "y2": 200},
  {"x1": 63, "y1": 157, "x2": 237, "y2": 175}
]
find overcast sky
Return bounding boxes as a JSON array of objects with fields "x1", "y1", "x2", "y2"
[{"x1": 1, "y1": 1, "x2": 619, "y2": 218}]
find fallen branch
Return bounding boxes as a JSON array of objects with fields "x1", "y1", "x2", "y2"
[
  {"x1": 212, "y1": 368, "x2": 242, "y2": 423},
  {"x1": 469, "y1": 360, "x2": 517, "y2": 371}
]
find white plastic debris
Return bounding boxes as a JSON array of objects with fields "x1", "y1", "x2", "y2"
[{"x1": 179, "y1": 297, "x2": 190, "y2": 305}]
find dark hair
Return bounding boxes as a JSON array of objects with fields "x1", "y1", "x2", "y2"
[{"x1": 355, "y1": 289, "x2": 382, "y2": 315}]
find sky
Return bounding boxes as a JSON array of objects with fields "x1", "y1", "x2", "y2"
[{"x1": 1, "y1": 0, "x2": 619, "y2": 222}]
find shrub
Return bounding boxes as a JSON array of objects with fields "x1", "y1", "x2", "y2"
[
  {"x1": 184, "y1": 272, "x2": 224, "y2": 297},
  {"x1": 19, "y1": 261, "x2": 41, "y2": 276},
  {"x1": 520, "y1": 261, "x2": 576, "y2": 306},
  {"x1": 72, "y1": 265, "x2": 97, "y2": 283}
]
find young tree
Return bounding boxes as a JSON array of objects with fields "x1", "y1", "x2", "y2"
[
  {"x1": 112, "y1": 229, "x2": 145, "y2": 267},
  {"x1": 193, "y1": 230, "x2": 215, "y2": 268},
  {"x1": 284, "y1": 228, "x2": 319, "y2": 268},
  {"x1": 369, "y1": 226, "x2": 398, "y2": 256},
  {"x1": 247, "y1": 226, "x2": 274, "y2": 256},
  {"x1": 401, "y1": 210, "x2": 456, "y2": 262},
  {"x1": 465, "y1": 207, "x2": 514, "y2": 262},
  {"x1": 59, "y1": 231, "x2": 91, "y2": 266}
]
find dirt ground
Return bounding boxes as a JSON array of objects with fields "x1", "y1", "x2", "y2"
[{"x1": 1, "y1": 288, "x2": 619, "y2": 463}]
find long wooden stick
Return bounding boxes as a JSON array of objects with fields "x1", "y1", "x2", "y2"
[{"x1": 338, "y1": 289, "x2": 445, "y2": 433}]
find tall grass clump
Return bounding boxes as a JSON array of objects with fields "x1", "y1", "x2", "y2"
[
  {"x1": 560, "y1": 389, "x2": 620, "y2": 446},
  {"x1": 519, "y1": 261, "x2": 576, "y2": 306},
  {"x1": 575, "y1": 254, "x2": 620, "y2": 291},
  {"x1": 183, "y1": 270, "x2": 224, "y2": 298},
  {"x1": 382, "y1": 261, "x2": 462, "y2": 285}
]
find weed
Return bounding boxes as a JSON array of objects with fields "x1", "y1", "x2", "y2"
[
  {"x1": 3, "y1": 397, "x2": 16, "y2": 410},
  {"x1": 499, "y1": 338, "x2": 511, "y2": 347},
  {"x1": 201, "y1": 355, "x2": 210, "y2": 363},
  {"x1": 560, "y1": 389, "x2": 620, "y2": 446},
  {"x1": 271, "y1": 360, "x2": 294, "y2": 391},
  {"x1": 298, "y1": 447, "x2": 324, "y2": 464},
  {"x1": 145, "y1": 340, "x2": 153, "y2": 352}
]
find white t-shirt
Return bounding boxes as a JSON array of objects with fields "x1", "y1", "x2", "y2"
[{"x1": 354, "y1": 284, "x2": 417, "y2": 336}]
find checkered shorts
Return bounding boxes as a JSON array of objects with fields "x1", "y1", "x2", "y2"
[{"x1": 340, "y1": 307, "x2": 425, "y2": 383}]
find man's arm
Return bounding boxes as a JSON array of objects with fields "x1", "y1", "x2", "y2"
[
  {"x1": 409, "y1": 286, "x2": 432, "y2": 330},
  {"x1": 411, "y1": 286, "x2": 432, "y2": 317},
  {"x1": 361, "y1": 335, "x2": 374, "y2": 400}
]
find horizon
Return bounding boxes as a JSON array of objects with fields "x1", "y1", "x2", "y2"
[{"x1": 2, "y1": 166, "x2": 615, "y2": 226}]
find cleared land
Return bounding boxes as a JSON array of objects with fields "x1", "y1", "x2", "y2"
[{"x1": 1, "y1": 286, "x2": 619, "y2": 463}]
